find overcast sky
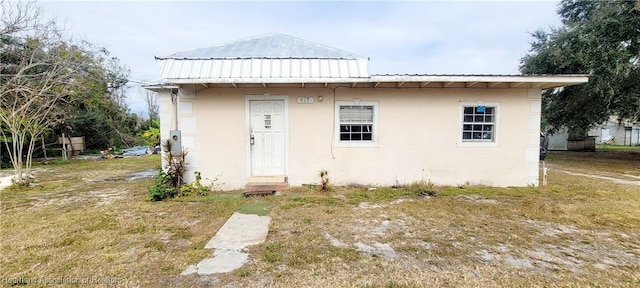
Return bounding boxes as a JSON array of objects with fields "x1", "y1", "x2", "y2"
[{"x1": 40, "y1": 0, "x2": 563, "y2": 114}]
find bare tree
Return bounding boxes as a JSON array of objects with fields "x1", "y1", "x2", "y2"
[
  {"x1": 106, "y1": 56, "x2": 130, "y2": 107},
  {"x1": 139, "y1": 85, "x2": 159, "y2": 122},
  {"x1": 0, "y1": 1, "x2": 73, "y2": 184},
  {"x1": 1, "y1": 0, "x2": 42, "y2": 38}
]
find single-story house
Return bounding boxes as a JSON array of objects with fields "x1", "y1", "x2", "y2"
[{"x1": 146, "y1": 33, "x2": 588, "y2": 190}]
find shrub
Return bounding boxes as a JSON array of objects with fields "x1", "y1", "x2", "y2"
[
  {"x1": 148, "y1": 170, "x2": 177, "y2": 201},
  {"x1": 147, "y1": 138, "x2": 186, "y2": 201},
  {"x1": 162, "y1": 138, "x2": 186, "y2": 190}
]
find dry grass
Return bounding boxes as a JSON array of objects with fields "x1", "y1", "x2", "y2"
[
  {"x1": 1, "y1": 152, "x2": 640, "y2": 287},
  {"x1": 1, "y1": 156, "x2": 245, "y2": 287}
]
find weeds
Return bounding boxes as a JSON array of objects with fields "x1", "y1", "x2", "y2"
[
  {"x1": 319, "y1": 170, "x2": 330, "y2": 191},
  {"x1": 179, "y1": 171, "x2": 211, "y2": 197},
  {"x1": 263, "y1": 241, "x2": 284, "y2": 263},
  {"x1": 407, "y1": 180, "x2": 437, "y2": 197},
  {"x1": 234, "y1": 268, "x2": 252, "y2": 277}
]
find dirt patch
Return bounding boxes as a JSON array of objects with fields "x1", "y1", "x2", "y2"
[
  {"x1": 354, "y1": 242, "x2": 399, "y2": 258},
  {"x1": 28, "y1": 187, "x2": 128, "y2": 208},
  {"x1": 0, "y1": 168, "x2": 53, "y2": 191},
  {"x1": 0, "y1": 175, "x2": 13, "y2": 191},
  {"x1": 16, "y1": 168, "x2": 157, "y2": 208},
  {"x1": 323, "y1": 232, "x2": 348, "y2": 248},
  {"x1": 457, "y1": 194, "x2": 499, "y2": 204},
  {"x1": 358, "y1": 198, "x2": 413, "y2": 209},
  {"x1": 559, "y1": 170, "x2": 640, "y2": 186},
  {"x1": 470, "y1": 218, "x2": 639, "y2": 274},
  {"x1": 103, "y1": 169, "x2": 158, "y2": 181}
]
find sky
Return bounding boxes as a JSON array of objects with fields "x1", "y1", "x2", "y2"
[{"x1": 39, "y1": 0, "x2": 563, "y2": 115}]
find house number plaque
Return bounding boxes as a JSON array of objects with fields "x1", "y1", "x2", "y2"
[{"x1": 296, "y1": 96, "x2": 315, "y2": 104}]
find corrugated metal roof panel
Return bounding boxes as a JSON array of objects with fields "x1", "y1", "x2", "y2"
[
  {"x1": 157, "y1": 58, "x2": 370, "y2": 80},
  {"x1": 270, "y1": 59, "x2": 280, "y2": 78}
]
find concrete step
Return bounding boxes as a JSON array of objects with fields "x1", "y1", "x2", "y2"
[
  {"x1": 243, "y1": 179, "x2": 288, "y2": 197},
  {"x1": 244, "y1": 182, "x2": 289, "y2": 192}
]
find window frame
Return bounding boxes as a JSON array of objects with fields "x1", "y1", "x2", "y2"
[
  {"x1": 335, "y1": 100, "x2": 379, "y2": 148},
  {"x1": 458, "y1": 102, "x2": 500, "y2": 147}
]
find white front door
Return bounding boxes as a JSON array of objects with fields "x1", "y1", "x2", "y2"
[{"x1": 249, "y1": 100, "x2": 286, "y2": 176}]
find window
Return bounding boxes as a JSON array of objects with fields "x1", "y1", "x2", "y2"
[
  {"x1": 335, "y1": 101, "x2": 379, "y2": 147},
  {"x1": 340, "y1": 105, "x2": 373, "y2": 141},
  {"x1": 462, "y1": 105, "x2": 496, "y2": 142}
]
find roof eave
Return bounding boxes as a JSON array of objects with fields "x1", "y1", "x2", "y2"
[
  {"x1": 142, "y1": 84, "x2": 180, "y2": 92},
  {"x1": 159, "y1": 74, "x2": 589, "y2": 90},
  {"x1": 369, "y1": 74, "x2": 589, "y2": 83},
  {"x1": 160, "y1": 77, "x2": 371, "y2": 84}
]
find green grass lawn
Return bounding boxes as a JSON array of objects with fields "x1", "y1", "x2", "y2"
[
  {"x1": 1, "y1": 153, "x2": 639, "y2": 287},
  {"x1": 596, "y1": 143, "x2": 640, "y2": 151}
]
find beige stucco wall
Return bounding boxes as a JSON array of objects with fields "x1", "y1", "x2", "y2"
[{"x1": 158, "y1": 85, "x2": 542, "y2": 189}]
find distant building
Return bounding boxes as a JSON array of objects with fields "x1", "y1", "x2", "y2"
[{"x1": 547, "y1": 116, "x2": 640, "y2": 150}]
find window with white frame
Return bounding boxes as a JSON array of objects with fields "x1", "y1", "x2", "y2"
[
  {"x1": 462, "y1": 105, "x2": 496, "y2": 142},
  {"x1": 336, "y1": 101, "x2": 378, "y2": 146}
]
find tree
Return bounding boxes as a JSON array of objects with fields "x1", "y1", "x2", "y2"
[
  {"x1": 520, "y1": 0, "x2": 640, "y2": 139},
  {"x1": 53, "y1": 42, "x2": 134, "y2": 150},
  {"x1": 139, "y1": 85, "x2": 159, "y2": 123},
  {"x1": 0, "y1": 1, "x2": 74, "y2": 184},
  {"x1": 1, "y1": 1, "x2": 134, "y2": 185}
]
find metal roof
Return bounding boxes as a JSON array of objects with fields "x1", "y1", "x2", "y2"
[
  {"x1": 156, "y1": 33, "x2": 369, "y2": 81},
  {"x1": 152, "y1": 33, "x2": 588, "y2": 89},
  {"x1": 157, "y1": 33, "x2": 365, "y2": 59}
]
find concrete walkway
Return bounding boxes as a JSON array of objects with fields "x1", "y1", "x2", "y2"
[{"x1": 181, "y1": 212, "x2": 271, "y2": 275}]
